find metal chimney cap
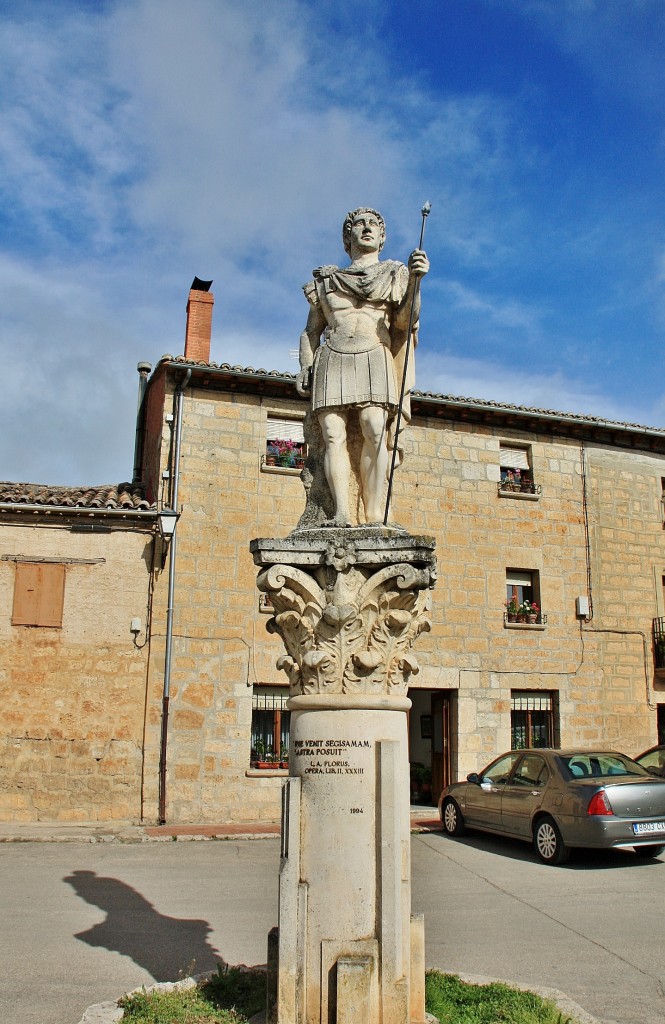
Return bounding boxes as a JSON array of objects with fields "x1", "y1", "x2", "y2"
[
  {"x1": 190, "y1": 277, "x2": 213, "y2": 292},
  {"x1": 137, "y1": 361, "x2": 152, "y2": 373}
]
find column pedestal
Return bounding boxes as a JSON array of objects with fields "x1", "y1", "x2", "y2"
[{"x1": 251, "y1": 528, "x2": 436, "y2": 1024}]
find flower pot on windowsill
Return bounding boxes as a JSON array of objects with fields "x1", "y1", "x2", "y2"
[
  {"x1": 254, "y1": 761, "x2": 272, "y2": 770},
  {"x1": 507, "y1": 613, "x2": 517, "y2": 622},
  {"x1": 517, "y1": 614, "x2": 527, "y2": 623},
  {"x1": 280, "y1": 761, "x2": 289, "y2": 770},
  {"x1": 265, "y1": 456, "x2": 276, "y2": 466},
  {"x1": 527, "y1": 614, "x2": 538, "y2": 624}
]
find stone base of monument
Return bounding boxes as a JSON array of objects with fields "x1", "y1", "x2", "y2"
[{"x1": 251, "y1": 529, "x2": 436, "y2": 1024}]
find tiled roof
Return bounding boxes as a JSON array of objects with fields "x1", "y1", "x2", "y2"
[
  {"x1": 160, "y1": 353, "x2": 295, "y2": 379},
  {"x1": 158, "y1": 354, "x2": 665, "y2": 437},
  {"x1": 0, "y1": 482, "x2": 155, "y2": 511},
  {"x1": 410, "y1": 390, "x2": 665, "y2": 435}
]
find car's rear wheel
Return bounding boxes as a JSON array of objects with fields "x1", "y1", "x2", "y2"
[
  {"x1": 441, "y1": 797, "x2": 466, "y2": 837},
  {"x1": 633, "y1": 844, "x2": 664, "y2": 858},
  {"x1": 533, "y1": 815, "x2": 569, "y2": 865}
]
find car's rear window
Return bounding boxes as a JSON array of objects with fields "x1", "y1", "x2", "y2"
[{"x1": 560, "y1": 754, "x2": 651, "y2": 779}]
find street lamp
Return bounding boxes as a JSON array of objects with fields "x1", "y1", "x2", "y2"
[{"x1": 157, "y1": 507, "x2": 180, "y2": 566}]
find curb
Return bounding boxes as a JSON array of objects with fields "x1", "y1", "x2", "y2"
[
  {"x1": 0, "y1": 823, "x2": 282, "y2": 844},
  {"x1": 0, "y1": 815, "x2": 439, "y2": 844},
  {"x1": 76, "y1": 968, "x2": 606, "y2": 1024}
]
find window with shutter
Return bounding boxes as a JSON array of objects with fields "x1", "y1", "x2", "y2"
[
  {"x1": 499, "y1": 444, "x2": 537, "y2": 495},
  {"x1": 12, "y1": 562, "x2": 66, "y2": 628},
  {"x1": 265, "y1": 416, "x2": 306, "y2": 468},
  {"x1": 505, "y1": 568, "x2": 543, "y2": 624}
]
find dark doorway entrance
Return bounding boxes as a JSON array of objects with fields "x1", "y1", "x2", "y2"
[{"x1": 408, "y1": 689, "x2": 453, "y2": 806}]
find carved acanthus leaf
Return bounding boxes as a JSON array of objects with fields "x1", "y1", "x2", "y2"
[{"x1": 256, "y1": 544, "x2": 436, "y2": 697}]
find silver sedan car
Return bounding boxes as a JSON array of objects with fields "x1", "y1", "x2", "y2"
[{"x1": 438, "y1": 748, "x2": 665, "y2": 865}]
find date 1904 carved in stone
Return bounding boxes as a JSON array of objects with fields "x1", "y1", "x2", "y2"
[{"x1": 255, "y1": 536, "x2": 435, "y2": 696}]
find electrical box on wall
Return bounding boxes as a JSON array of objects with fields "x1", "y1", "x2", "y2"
[{"x1": 576, "y1": 595, "x2": 590, "y2": 618}]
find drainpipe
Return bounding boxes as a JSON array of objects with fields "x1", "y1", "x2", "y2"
[
  {"x1": 158, "y1": 368, "x2": 191, "y2": 824},
  {"x1": 132, "y1": 362, "x2": 153, "y2": 485}
]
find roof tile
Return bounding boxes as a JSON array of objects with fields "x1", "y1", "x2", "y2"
[{"x1": 0, "y1": 482, "x2": 155, "y2": 511}]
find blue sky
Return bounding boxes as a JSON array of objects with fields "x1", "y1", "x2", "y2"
[{"x1": 1, "y1": 0, "x2": 664, "y2": 485}]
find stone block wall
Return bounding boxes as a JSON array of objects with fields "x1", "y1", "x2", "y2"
[
  {"x1": 143, "y1": 385, "x2": 308, "y2": 823},
  {"x1": 0, "y1": 524, "x2": 153, "y2": 821},
  {"x1": 143, "y1": 380, "x2": 665, "y2": 824}
]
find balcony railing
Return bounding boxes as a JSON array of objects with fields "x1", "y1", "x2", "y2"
[
  {"x1": 653, "y1": 617, "x2": 665, "y2": 670},
  {"x1": 498, "y1": 479, "x2": 541, "y2": 496}
]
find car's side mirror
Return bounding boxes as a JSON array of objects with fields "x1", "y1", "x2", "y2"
[{"x1": 466, "y1": 772, "x2": 480, "y2": 784}]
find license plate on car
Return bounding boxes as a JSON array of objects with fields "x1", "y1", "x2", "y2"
[{"x1": 632, "y1": 821, "x2": 665, "y2": 835}]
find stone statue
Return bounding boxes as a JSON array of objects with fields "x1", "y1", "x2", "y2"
[{"x1": 296, "y1": 207, "x2": 429, "y2": 526}]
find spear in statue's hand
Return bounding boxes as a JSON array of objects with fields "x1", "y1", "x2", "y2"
[{"x1": 383, "y1": 201, "x2": 432, "y2": 526}]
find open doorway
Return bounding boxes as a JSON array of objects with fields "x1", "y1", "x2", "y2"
[{"x1": 408, "y1": 689, "x2": 453, "y2": 806}]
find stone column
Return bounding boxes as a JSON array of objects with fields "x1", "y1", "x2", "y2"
[{"x1": 250, "y1": 528, "x2": 436, "y2": 1024}]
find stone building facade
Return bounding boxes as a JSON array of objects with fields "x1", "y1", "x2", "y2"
[
  {"x1": 2, "y1": 283, "x2": 664, "y2": 824},
  {"x1": 0, "y1": 484, "x2": 156, "y2": 821},
  {"x1": 136, "y1": 326, "x2": 665, "y2": 824}
]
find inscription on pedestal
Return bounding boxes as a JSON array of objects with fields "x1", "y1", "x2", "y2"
[{"x1": 295, "y1": 738, "x2": 370, "y2": 776}]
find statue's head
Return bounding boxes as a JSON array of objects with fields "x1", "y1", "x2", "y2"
[{"x1": 342, "y1": 207, "x2": 386, "y2": 256}]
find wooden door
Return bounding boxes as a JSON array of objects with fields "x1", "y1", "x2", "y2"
[{"x1": 431, "y1": 691, "x2": 452, "y2": 804}]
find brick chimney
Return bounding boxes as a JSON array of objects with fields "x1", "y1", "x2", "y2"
[{"x1": 184, "y1": 277, "x2": 214, "y2": 362}]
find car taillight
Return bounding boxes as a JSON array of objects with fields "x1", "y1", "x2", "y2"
[{"x1": 587, "y1": 790, "x2": 614, "y2": 816}]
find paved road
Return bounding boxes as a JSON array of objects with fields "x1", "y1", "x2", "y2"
[{"x1": 1, "y1": 833, "x2": 664, "y2": 1024}]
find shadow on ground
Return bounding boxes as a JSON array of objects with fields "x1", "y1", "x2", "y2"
[
  {"x1": 433, "y1": 831, "x2": 664, "y2": 870},
  {"x1": 64, "y1": 869, "x2": 222, "y2": 981}
]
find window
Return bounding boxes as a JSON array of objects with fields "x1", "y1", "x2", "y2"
[
  {"x1": 505, "y1": 568, "x2": 542, "y2": 623},
  {"x1": 481, "y1": 752, "x2": 520, "y2": 785},
  {"x1": 499, "y1": 444, "x2": 538, "y2": 496},
  {"x1": 512, "y1": 753, "x2": 549, "y2": 787},
  {"x1": 264, "y1": 416, "x2": 306, "y2": 469},
  {"x1": 11, "y1": 562, "x2": 65, "y2": 627},
  {"x1": 653, "y1": 610, "x2": 665, "y2": 670},
  {"x1": 511, "y1": 691, "x2": 556, "y2": 748},
  {"x1": 251, "y1": 686, "x2": 290, "y2": 767}
]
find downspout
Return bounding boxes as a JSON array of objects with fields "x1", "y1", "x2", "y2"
[{"x1": 158, "y1": 368, "x2": 191, "y2": 824}]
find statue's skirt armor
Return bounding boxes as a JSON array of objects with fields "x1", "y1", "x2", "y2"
[{"x1": 311, "y1": 339, "x2": 398, "y2": 412}]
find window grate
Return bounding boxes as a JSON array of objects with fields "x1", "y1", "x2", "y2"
[
  {"x1": 511, "y1": 692, "x2": 552, "y2": 712},
  {"x1": 252, "y1": 689, "x2": 289, "y2": 711}
]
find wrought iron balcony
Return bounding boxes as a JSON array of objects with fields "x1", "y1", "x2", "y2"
[
  {"x1": 653, "y1": 616, "x2": 665, "y2": 670},
  {"x1": 497, "y1": 480, "x2": 541, "y2": 497}
]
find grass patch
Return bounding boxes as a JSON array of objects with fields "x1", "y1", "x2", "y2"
[
  {"x1": 119, "y1": 965, "x2": 266, "y2": 1024},
  {"x1": 425, "y1": 971, "x2": 575, "y2": 1024},
  {"x1": 119, "y1": 966, "x2": 578, "y2": 1024}
]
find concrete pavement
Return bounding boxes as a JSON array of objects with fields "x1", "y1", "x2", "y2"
[{"x1": 1, "y1": 821, "x2": 663, "y2": 1024}]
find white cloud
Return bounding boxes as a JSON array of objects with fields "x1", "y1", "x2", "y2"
[{"x1": 415, "y1": 348, "x2": 652, "y2": 426}]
